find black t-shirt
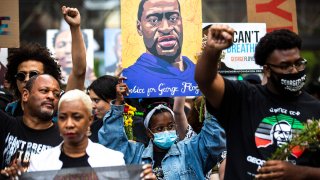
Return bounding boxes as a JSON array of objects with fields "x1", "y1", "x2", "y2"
[
  {"x1": 0, "y1": 110, "x2": 62, "y2": 169},
  {"x1": 207, "y1": 79, "x2": 320, "y2": 180},
  {"x1": 60, "y1": 151, "x2": 90, "y2": 168},
  {"x1": 89, "y1": 117, "x2": 103, "y2": 143},
  {"x1": 153, "y1": 150, "x2": 167, "y2": 180}
]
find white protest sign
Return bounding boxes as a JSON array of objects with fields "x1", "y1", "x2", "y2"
[{"x1": 203, "y1": 23, "x2": 266, "y2": 74}]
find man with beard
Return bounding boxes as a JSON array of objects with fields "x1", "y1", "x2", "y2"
[
  {"x1": 195, "y1": 25, "x2": 320, "y2": 179},
  {"x1": 122, "y1": 0, "x2": 197, "y2": 97},
  {"x1": 0, "y1": 74, "x2": 62, "y2": 172},
  {"x1": 5, "y1": 6, "x2": 86, "y2": 117}
]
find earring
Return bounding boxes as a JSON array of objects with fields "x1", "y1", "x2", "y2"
[{"x1": 87, "y1": 127, "x2": 92, "y2": 137}]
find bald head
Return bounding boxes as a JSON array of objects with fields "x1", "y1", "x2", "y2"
[
  {"x1": 22, "y1": 74, "x2": 61, "y2": 122},
  {"x1": 25, "y1": 74, "x2": 60, "y2": 93}
]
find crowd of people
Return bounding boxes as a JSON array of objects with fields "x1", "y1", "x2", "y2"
[{"x1": 0, "y1": 1, "x2": 320, "y2": 180}]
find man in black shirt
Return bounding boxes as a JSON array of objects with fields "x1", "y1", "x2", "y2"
[
  {"x1": 195, "y1": 25, "x2": 320, "y2": 179},
  {"x1": 0, "y1": 74, "x2": 62, "y2": 172}
]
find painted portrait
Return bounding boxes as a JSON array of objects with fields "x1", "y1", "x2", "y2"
[
  {"x1": 104, "y1": 28, "x2": 122, "y2": 76},
  {"x1": 46, "y1": 29, "x2": 96, "y2": 87},
  {"x1": 121, "y1": 0, "x2": 202, "y2": 98}
]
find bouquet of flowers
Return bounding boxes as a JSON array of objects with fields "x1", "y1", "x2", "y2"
[
  {"x1": 270, "y1": 119, "x2": 320, "y2": 160},
  {"x1": 123, "y1": 104, "x2": 144, "y2": 141}
]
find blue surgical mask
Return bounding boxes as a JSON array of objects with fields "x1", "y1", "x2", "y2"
[{"x1": 151, "y1": 130, "x2": 177, "y2": 149}]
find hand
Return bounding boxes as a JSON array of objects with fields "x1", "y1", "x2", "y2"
[
  {"x1": 61, "y1": 6, "x2": 81, "y2": 27},
  {"x1": 206, "y1": 24, "x2": 234, "y2": 51},
  {"x1": 140, "y1": 164, "x2": 156, "y2": 180},
  {"x1": 255, "y1": 160, "x2": 305, "y2": 180},
  {"x1": 115, "y1": 77, "x2": 129, "y2": 105},
  {"x1": 1, "y1": 164, "x2": 24, "y2": 179}
]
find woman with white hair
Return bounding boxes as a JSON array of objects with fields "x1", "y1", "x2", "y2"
[
  {"x1": 27, "y1": 89, "x2": 125, "y2": 170},
  {"x1": 1, "y1": 89, "x2": 155, "y2": 179}
]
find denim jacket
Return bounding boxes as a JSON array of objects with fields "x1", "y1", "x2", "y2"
[{"x1": 99, "y1": 104, "x2": 226, "y2": 179}]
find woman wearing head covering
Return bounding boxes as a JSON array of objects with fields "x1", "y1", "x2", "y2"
[{"x1": 98, "y1": 81, "x2": 226, "y2": 179}]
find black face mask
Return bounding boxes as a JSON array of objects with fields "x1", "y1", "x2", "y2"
[{"x1": 269, "y1": 69, "x2": 306, "y2": 96}]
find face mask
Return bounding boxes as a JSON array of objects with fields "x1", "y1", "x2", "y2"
[
  {"x1": 270, "y1": 69, "x2": 306, "y2": 96},
  {"x1": 151, "y1": 130, "x2": 177, "y2": 149}
]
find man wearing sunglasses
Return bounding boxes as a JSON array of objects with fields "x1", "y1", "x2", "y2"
[
  {"x1": 0, "y1": 6, "x2": 86, "y2": 175},
  {"x1": 5, "y1": 5, "x2": 86, "y2": 117},
  {"x1": 195, "y1": 25, "x2": 320, "y2": 179}
]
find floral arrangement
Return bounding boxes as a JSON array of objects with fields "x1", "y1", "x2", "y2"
[
  {"x1": 270, "y1": 119, "x2": 320, "y2": 160},
  {"x1": 123, "y1": 104, "x2": 144, "y2": 140}
]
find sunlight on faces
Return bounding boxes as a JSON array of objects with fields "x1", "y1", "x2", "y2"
[
  {"x1": 88, "y1": 90, "x2": 111, "y2": 119},
  {"x1": 58, "y1": 90, "x2": 93, "y2": 144},
  {"x1": 138, "y1": 0, "x2": 183, "y2": 60},
  {"x1": 16, "y1": 60, "x2": 44, "y2": 95}
]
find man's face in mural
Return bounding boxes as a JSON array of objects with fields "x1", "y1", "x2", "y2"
[
  {"x1": 271, "y1": 121, "x2": 293, "y2": 147},
  {"x1": 54, "y1": 30, "x2": 72, "y2": 78},
  {"x1": 137, "y1": 0, "x2": 183, "y2": 62},
  {"x1": 114, "y1": 33, "x2": 122, "y2": 62}
]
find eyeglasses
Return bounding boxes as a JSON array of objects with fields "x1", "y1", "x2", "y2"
[
  {"x1": 267, "y1": 58, "x2": 307, "y2": 74},
  {"x1": 15, "y1": 71, "x2": 40, "y2": 81},
  {"x1": 150, "y1": 123, "x2": 176, "y2": 132}
]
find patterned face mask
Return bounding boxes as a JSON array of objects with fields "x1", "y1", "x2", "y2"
[{"x1": 270, "y1": 69, "x2": 306, "y2": 96}]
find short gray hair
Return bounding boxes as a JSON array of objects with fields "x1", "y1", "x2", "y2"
[{"x1": 58, "y1": 89, "x2": 92, "y2": 115}]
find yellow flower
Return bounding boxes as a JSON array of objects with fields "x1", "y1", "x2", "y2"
[
  {"x1": 128, "y1": 111, "x2": 134, "y2": 116},
  {"x1": 129, "y1": 106, "x2": 136, "y2": 112}
]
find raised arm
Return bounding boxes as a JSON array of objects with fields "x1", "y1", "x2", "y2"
[
  {"x1": 173, "y1": 96, "x2": 189, "y2": 140},
  {"x1": 62, "y1": 6, "x2": 86, "y2": 91},
  {"x1": 98, "y1": 79, "x2": 144, "y2": 164},
  {"x1": 195, "y1": 24, "x2": 234, "y2": 109}
]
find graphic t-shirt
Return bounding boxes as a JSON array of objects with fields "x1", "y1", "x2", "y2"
[
  {"x1": 153, "y1": 150, "x2": 167, "y2": 180},
  {"x1": 207, "y1": 79, "x2": 320, "y2": 180},
  {"x1": 0, "y1": 110, "x2": 62, "y2": 170}
]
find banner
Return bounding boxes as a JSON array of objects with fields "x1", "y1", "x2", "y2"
[
  {"x1": 0, "y1": 0, "x2": 19, "y2": 47},
  {"x1": 21, "y1": 165, "x2": 143, "y2": 180},
  {"x1": 203, "y1": 23, "x2": 266, "y2": 74},
  {"x1": 121, "y1": 0, "x2": 202, "y2": 98},
  {"x1": 247, "y1": 0, "x2": 298, "y2": 33}
]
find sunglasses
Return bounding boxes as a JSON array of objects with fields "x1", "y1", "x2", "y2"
[{"x1": 15, "y1": 71, "x2": 40, "y2": 81}]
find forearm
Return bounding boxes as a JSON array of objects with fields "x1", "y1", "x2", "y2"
[
  {"x1": 195, "y1": 48, "x2": 225, "y2": 109},
  {"x1": 192, "y1": 116, "x2": 227, "y2": 172},
  {"x1": 173, "y1": 97, "x2": 188, "y2": 139},
  {"x1": 302, "y1": 166, "x2": 320, "y2": 179},
  {"x1": 98, "y1": 104, "x2": 128, "y2": 149},
  {"x1": 195, "y1": 47, "x2": 221, "y2": 90},
  {"x1": 66, "y1": 25, "x2": 86, "y2": 90}
]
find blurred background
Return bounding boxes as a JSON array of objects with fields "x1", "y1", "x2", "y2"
[{"x1": 17, "y1": 0, "x2": 320, "y2": 83}]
